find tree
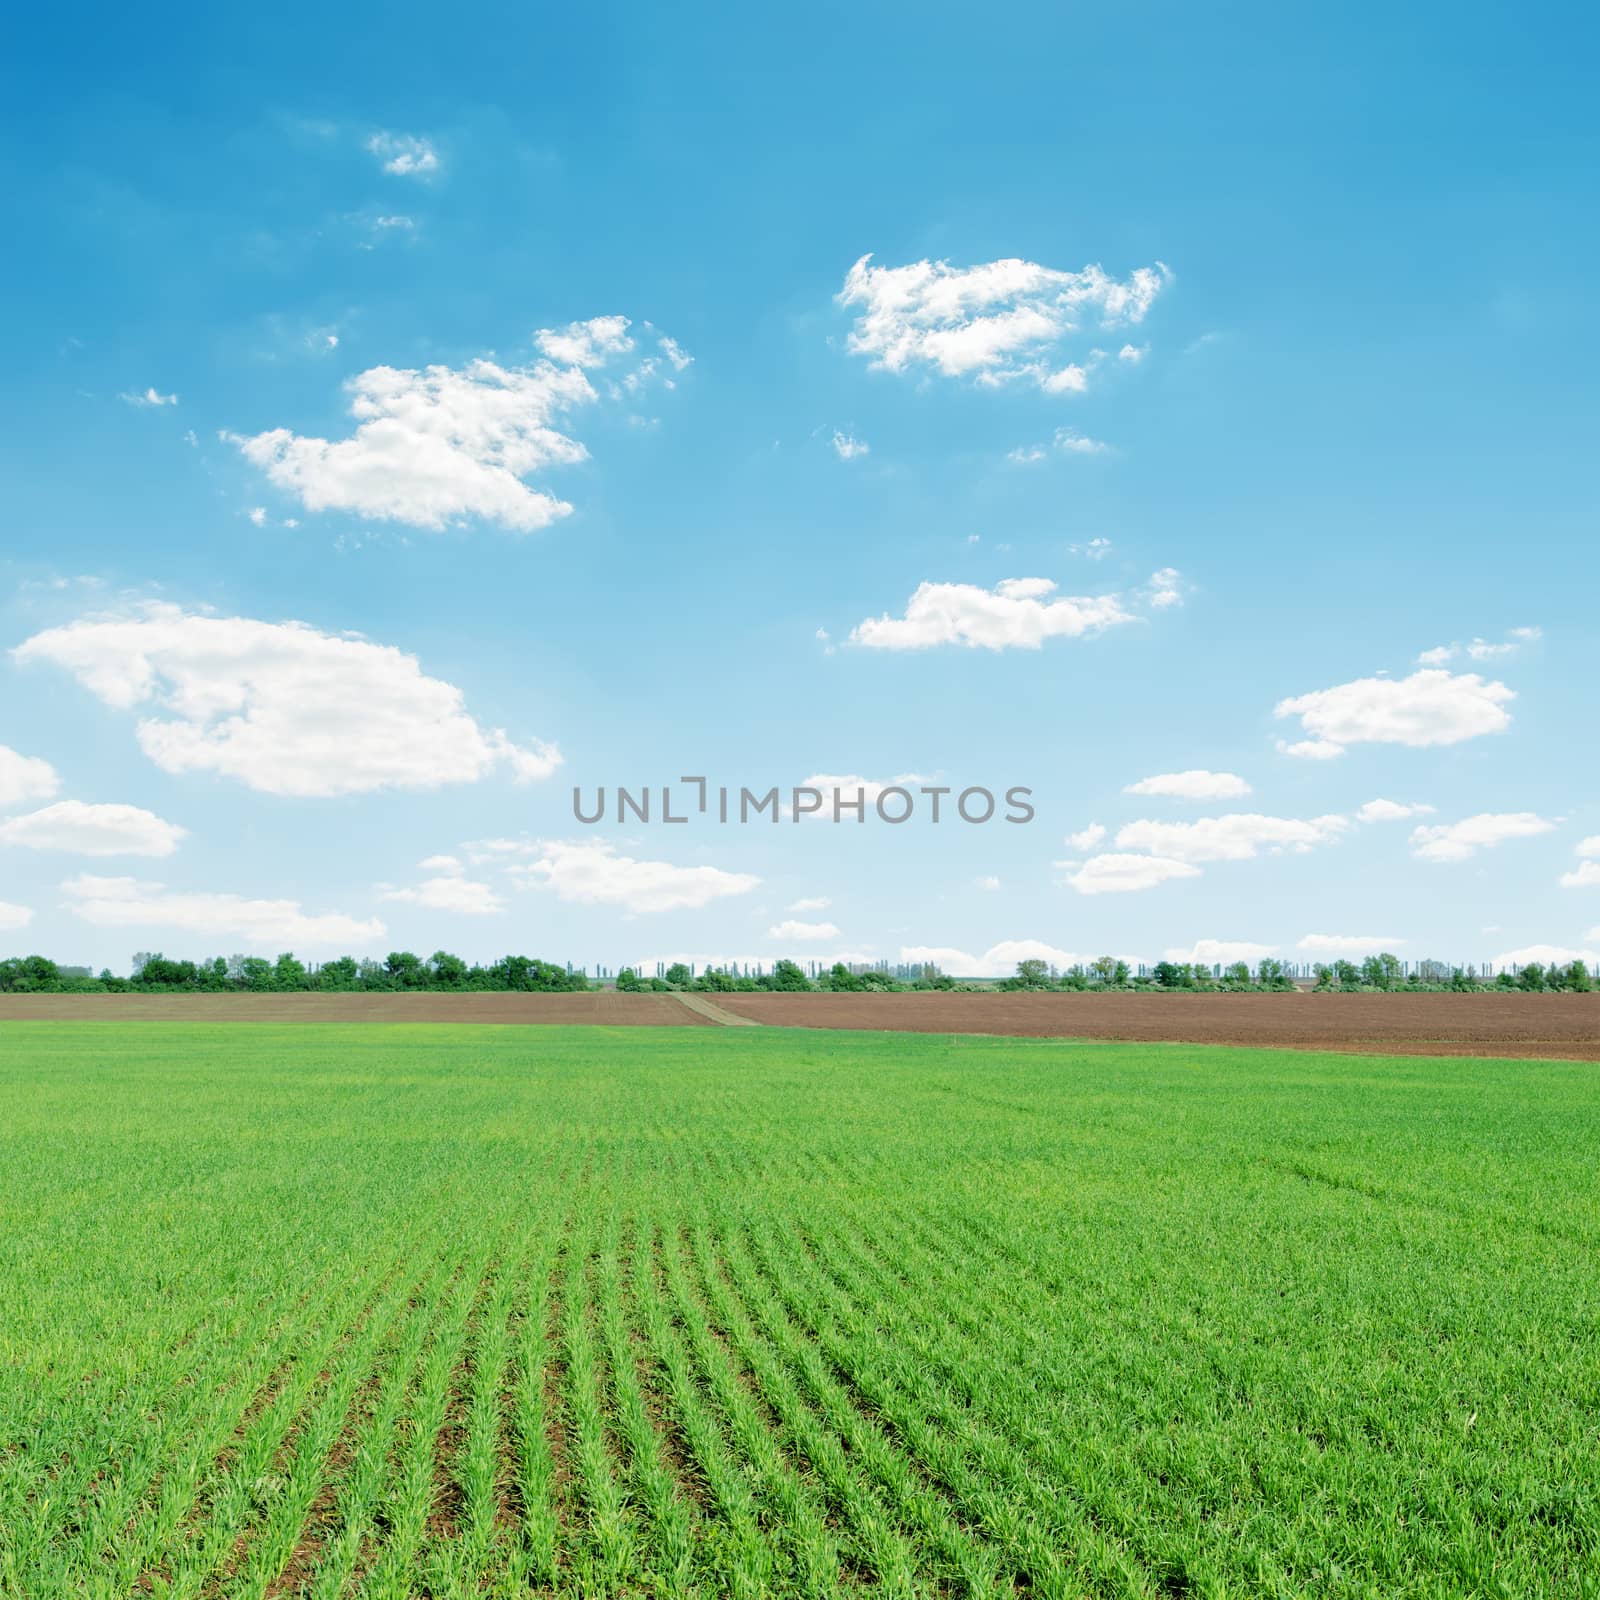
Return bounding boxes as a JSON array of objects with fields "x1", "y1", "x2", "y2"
[
  {"x1": 385, "y1": 951, "x2": 425, "y2": 989},
  {"x1": 428, "y1": 950, "x2": 468, "y2": 988},
  {"x1": 1361, "y1": 952, "x2": 1403, "y2": 990},
  {"x1": 1013, "y1": 958, "x2": 1051, "y2": 989},
  {"x1": 1112, "y1": 959, "x2": 1132, "y2": 988},
  {"x1": 1518, "y1": 962, "x2": 1547, "y2": 992},
  {"x1": 1560, "y1": 959, "x2": 1594, "y2": 993},
  {"x1": 615, "y1": 967, "x2": 644, "y2": 992},
  {"x1": 767, "y1": 959, "x2": 813, "y2": 991},
  {"x1": 1256, "y1": 958, "x2": 1294, "y2": 991},
  {"x1": 1152, "y1": 960, "x2": 1182, "y2": 990},
  {"x1": 664, "y1": 963, "x2": 692, "y2": 989},
  {"x1": 274, "y1": 951, "x2": 308, "y2": 990},
  {"x1": 1221, "y1": 961, "x2": 1252, "y2": 990}
]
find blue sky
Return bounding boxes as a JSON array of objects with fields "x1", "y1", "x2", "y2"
[{"x1": 2, "y1": 0, "x2": 1597, "y2": 975}]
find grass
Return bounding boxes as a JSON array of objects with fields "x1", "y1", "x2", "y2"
[{"x1": 0, "y1": 1022, "x2": 1596, "y2": 1598}]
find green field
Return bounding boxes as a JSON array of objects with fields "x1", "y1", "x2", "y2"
[{"x1": 1, "y1": 1023, "x2": 1596, "y2": 1599}]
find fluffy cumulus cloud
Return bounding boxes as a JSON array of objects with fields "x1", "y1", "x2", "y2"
[
  {"x1": 787, "y1": 896, "x2": 831, "y2": 912},
  {"x1": 1124, "y1": 769, "x2": 1251, "y2": 801},
  {"x1": 837, "y1": 253, "x2": 1169, "y2": 390},
  {"x1": 1297, "y1": 933, "x2": 1407, "y2": 954},
  {"x1": 1355, "y1": 798, "x2": 1435, "y2": 823},
  {"x1": 504, "y1": 839, "x2": 759, "y2": 914},
  {"x1": 849, "y1": 572, "x2": 1182, "y2": 650},
  {"x1": 1065, "y1": 822, "x2": 1107, "y2": 851},
  {"x1": 0, "y1": 800, "x2": 186, "y2": 857},
  {"x1": 1163, "y1": 939, "x2": 1277, "y2": 964},
  {"x1": 366, "y1": 131, "x2": 440, "y2": 177},
  {"x1": 0, "y1": 901, "x2": 33, "y2": 931},
  {"x1": 831, "y1": 430, "x2": 869, "y2": 460},
  {"x1": 14, "y1": 605, "x2": 560, "y2": 799},
  {"x1": 0, "y1": 745, "x2": 60, "y2": 809},
  {"x1": 1275, "y1": 670, "x2": 1515, "y2": 755},
  {"x1": 767, "y1": 919, "x2": 840, "y2": 942},
  {"x1": 378, "y1": 855, "x2": 506, "y2": 916},
  {"x1": 1408, "y1": 812, "x2": 1556, "y2": 863},
  {"x1": 898, "y1": 939, "x2": 1094, "y2": 977},
  {"x1": 61, "y1": 875, "x2": 383, "y2": 947},
  {"x1": 1492, "y1": 942, "x2": 1597, "y2": 969},
  {"x1": 120, "y1": 386, "x2": 178, "y2": 407},
  {"x1": 1058, "y1": 853, "x2": 1202, "y2": 894},
  {"x1": 225, "y1": 318, "x2": 682, "y2": 533},
  {"x1": 1114, "y1": 812, "x2": 1349, "y2": 863},
  {"x1": 1562, "y1": 854, "x2": 1600, "y2": 888}
]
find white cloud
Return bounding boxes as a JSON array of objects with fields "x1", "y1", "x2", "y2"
[
  {"x1": 768, "y1": 919, "x2": 840, "y2": 941},
  {"x1": 655, "y1": 333, "x2": 693, "y2": 372},
  {"x1": 1418, "y1": 626, "x2": 1542, "y2": 666},
  {"x1": 1275, "y1": 669, "x2": 1515, "y2": 754},
  {"x1": 975, "y1": 875, "x2": 1001, "y2": 890},
  {"x1": 1143, "y1": 567, "x2": 1185, "y2": 609},
  {"x1": 837, "y1": 253, "x2": 1169, "y2": 390},
  {"x1": 61, "y1": 874, "x2": 384, "y2": 948},
  {"x1": 366, "y1": 131, "x2": 440, "y2": 177},
  {"x1": 1006, "y1": 445, "x2": 1047, "y2": 465},
  {"x1": 0, "y1": 746, "x2": 61, "y2": 809},
  {"x1": 1065, "y1": 822, "x2": 1107, "y2": 850},
  {"x1": 0, "y1": 801, "x2": 186, "y2": 858},
  {"x1": 1355, "y1": 798, "x2": 1436, "y2": 823},
  {"x1": 1558, "y1": 861, "x2": 1600, "y2": 889},
  {"x1": 226, "y1": 358, "x2": 587, "y2": 533},
  {"x1": 247, "y1": 507, "x2": 267, "y2": 526},
  {"x1": 1058, "y1": 853, "x2": 1202, "y2": 894},
  {"x1": 788, "y1": 896, "x2": 831, "y2": 912},
  {"x1": 1163, "y1": 939, "x2": 1276, "y2": 964},
  {"x1": 1124, "y1": 770, "x2": 1251, "y2": 801},
  {"x1": 14, "y1": 604, "x2": 560, "y2": 799},
  {"x1": 1068, "y1": 537, "x2": 1112, "y2": 559},
  {"x1": 899, "y1": 938, "x2": 1093, "y2": 977},
  {"x1": 1114, "y1": 812, "x2": 1348, "y2": 862},
  {"x1": 1409, "y1": 812, "x2": 1556, "y2": 863},
  {"x1": 1492, "y1": 942, "x2": 1596, "y2": 969},
  {"x1": 378, "y1": 873, "x2": 505, "y2": 915},
  {"x1": 507, "y1": 839, "x2": 759, "y2": 914},
  {"x1": 1117, "y1": 343, "x2": 1148, "y2": 363},
  {"x1": 120, "y1": 387, "x2": 178, "y2": 408},
  {"x1": 797, "y1": 773, "x2": 929, "y2": 816},
  {"x1": 850, "y1": 575, "x2": 1150, "y2": 650},
  {"x1": 1052, "y1": 428, "x2": 1110, "y2": 455},
  {"x1": 224, "y1": 320, "x2": 676, "y2": 533},
  {"x1": 831, "y1": 429, "x2": 870, "y2": 461},
  {"x1": 1275, "y1": 738, "x2": 1345, "y2": 761},
  {"x1": 533, "y1": 315, "x2": 634, "y2": 368},
  {"x1": 1297, "y1": 933, "x2": 1407, "y2": 955},
  {"x1": 0, "y1": 901, "x2": 33, "y2": 932},
  {"x1": 419, "y1": 853, "x2": 463, "y2": 874},
  {"x1": 1577, "y1": 836, "x2": 1600, "y2": 858}
]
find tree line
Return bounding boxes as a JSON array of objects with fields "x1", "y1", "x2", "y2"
[
  {"x1": 0, "y1": 951, "x2": 590, "y2": 994},
  {"x1": 1, "y1": 949, "x2": 1593, "y2": 996}
]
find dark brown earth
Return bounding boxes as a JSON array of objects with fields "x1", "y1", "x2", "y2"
[
  {"x1": 710, "y1": 990, "x2": 1600, "y2": 1060},
  {"x1": 1, "y1": 989, "x2": 1597, "y2": 1059}
]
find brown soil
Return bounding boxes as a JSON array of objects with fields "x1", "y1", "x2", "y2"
[
  {"x1": 0, "y1": 992, "x2": 711, "y2": 1025},
  {"x1": 1, "y1": 988, "x2": 1596, "y2": 1059},
  {"x1": 710, "y1": 991, "x2": 1600, "y2": 1060}
]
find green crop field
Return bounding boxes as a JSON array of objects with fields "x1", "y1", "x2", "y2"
[{"x1": 1, "y1": 1023, "x2": 1596, "y2": 1599}]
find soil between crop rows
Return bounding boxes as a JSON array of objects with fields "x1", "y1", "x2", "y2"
[{"x1": 1, "y1": 989, "x2": 1597, "y2": 1057}]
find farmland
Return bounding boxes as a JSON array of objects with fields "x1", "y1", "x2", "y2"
[{"x1": 2, "y1": 1023, "x2": 1597, "y2": 1597}]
